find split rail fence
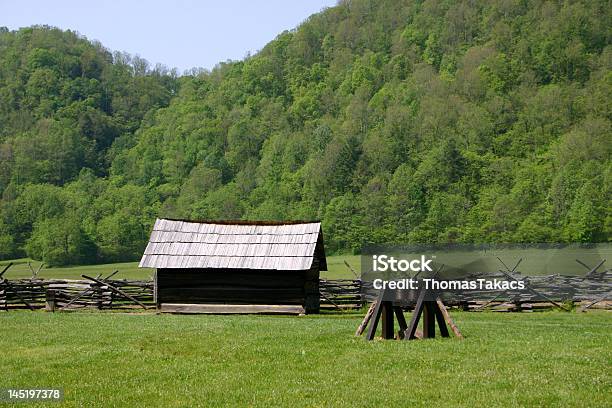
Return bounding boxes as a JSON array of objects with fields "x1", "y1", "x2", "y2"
[
  {"x1": 0, "y1": 267, "x2": 155, "y2": 311},
  {"x1": 319, "y1": 279, "x2": 363, "y2": 310},
  {"x1": 0, "y1": 276, "x2": 360, "y2": 312},
  {"x1": 1, "y1": 263, "x2": 609, "y2": 312},
  {"x1": 454, "y1": 272, "x2": 612, "y2": 312}
]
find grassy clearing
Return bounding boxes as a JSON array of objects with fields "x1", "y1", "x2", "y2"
[
  {"x1": 321, "y1": 254, "x2": 361, "y2": 279},
  {"x1": 0, "y1": 310, "x2": 610, "y2": 407},
  {"x1": 0, "y1": 255, "x2": 362, "y2": 280},
  {"x1": 0, "y1": 259, "x2": 151, "y2": 280}
]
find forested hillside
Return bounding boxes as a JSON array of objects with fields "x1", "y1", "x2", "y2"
[{"x1": 1, "y1": 0, "x2": 611, "y2": 265}]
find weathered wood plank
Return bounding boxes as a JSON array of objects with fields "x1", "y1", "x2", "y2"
[
  {"x1": 422, "y1": 302, "x2": 436, "y2": 338},
  {"x1": 403, "y1": 289, "x2": 426, "y2": 340},
  {"x1": 365, "y1": 289, "x2": 386, "y2": 341},
  {"x1": 160, "y1": 303, "x2": 305, "y2": 314},
  {"x1": 393, "y1": 306, "x2": 408, "y2": 332},
  {"x1": 381, "y1": 302, "x2": 395, "y2": 339},
  {"x1": 436, "y1": 298, "x2": 463, "y2": 339},
  {"x1": 355, "y1": 302, "x2": 376, "y2": 336},
  {"x1": 82, "y1": 275, "x2": 147, "y2": 309}
]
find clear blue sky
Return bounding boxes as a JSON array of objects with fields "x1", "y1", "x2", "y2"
[{"x1": 1, "y1": 0, "x2": 338, "y2": 72}]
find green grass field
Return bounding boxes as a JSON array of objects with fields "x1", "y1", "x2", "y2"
[
  {"x1": 0, "y1": 255, "x2": 362, "y2": 280},
  {"x1": 0, "y1": 310, "x2": 610, "y2": 407},
  {"x1": 2, "y1": 257, "x2": 610, "y2": 406}
]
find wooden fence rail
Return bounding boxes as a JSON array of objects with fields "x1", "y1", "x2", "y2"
[
  {"x1": 0, "y1": 278, "x2": 154, "y2": 311},
  {"x1": 1, "y1": 274, "x2": 609, "y2": 312},
  {"x1": 1, "y1": 277, "x2": 362, "y2": 311},
  {"x1": 319, "y1": 279, "x2": 363, "y2": 310},
  {"x1": 360, "y1": 272, "x2": 611, "y2": 312}
]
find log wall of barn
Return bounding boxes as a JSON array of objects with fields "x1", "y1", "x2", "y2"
[{"x1": 156, "y1": 268, "x2": 320, "y2": 313}]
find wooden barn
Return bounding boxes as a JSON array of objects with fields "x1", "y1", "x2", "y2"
[{"x1": 138, "y1": 218, "x2": 327, "y2": 314}]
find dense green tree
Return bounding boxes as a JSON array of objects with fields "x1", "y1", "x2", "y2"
[
  {"x1": 0, "y1": 0, "x2": 610, "y2": 263},
  {"x1": 25, "y1": 216, "x2": 96, "y2": 266},
  {"x1": 0, "y1": 220, "x2": 15, "y2": 259}
]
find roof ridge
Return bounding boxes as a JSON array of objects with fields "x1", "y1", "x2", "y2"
[{"x1": 158, "y1": 218, "x2": 321, "y2": 226}]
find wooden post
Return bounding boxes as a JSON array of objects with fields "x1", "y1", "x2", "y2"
[
  {"x1": 355, "y1": 302, "x2": 376, "y2": 336},
  {"x1": 381, "y1": 302, "x2": 395, "y2": 339},
  {"x1": 433, "y1": 303, "x2": 450, "y2": 337},
  {"x1": 154, "y1": 270, "x2": 159, "y2": 310},
  {"x1": 45, "y1": 289, "x2": 57, "y2": 312},
  {"x1": 404, "y1": 289, "x2": 426, "y2": 340},
  {"x1": 422, "y1": 302, "x2": 436, "y2": 338},
  {"x1": 394, "y1": 306, "x2": 408, "y2": 339},
  {"x1": 436, "y1": 298, "x2": 462, "y2": 337},
  {"x1": 304, "y1": 266, "x2": 320, "y2": 314},
  {"x1": 365, "y1": 290, "x2": 385, "y2": 341},
  {"x1": 393, "y1": 306, "x2": 408, "y2": 331}
]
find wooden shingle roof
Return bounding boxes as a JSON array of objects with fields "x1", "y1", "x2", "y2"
[{"x1": 138, "y1": 218, "x2": 327, "y2": 271}]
